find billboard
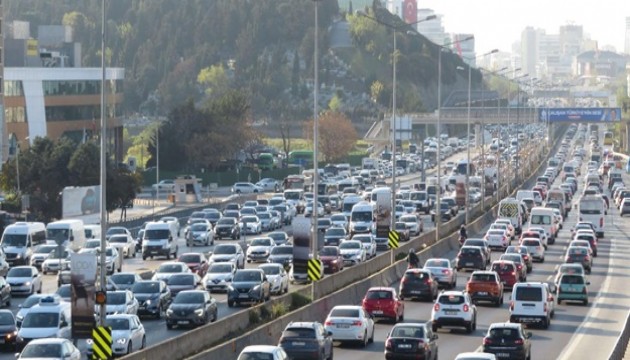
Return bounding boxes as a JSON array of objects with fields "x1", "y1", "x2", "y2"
[
  {"x1": 62, "y1": 186, "x2": 101, "y2": 224},
  {"x1": 539, "y1": 108, "x2": 621, "y2": 122},
  {"x1": 403, "y1": 0, "x2": 417, "y2": 24},
  {"x1": 70, "y1": 253, "x2": 97, "y2": 339}
]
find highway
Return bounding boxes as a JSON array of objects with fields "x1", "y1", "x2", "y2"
[{"x1": 0, "y1": 146, "x2": 491, "y2": 359}]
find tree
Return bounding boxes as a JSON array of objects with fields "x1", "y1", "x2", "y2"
[
  {"x1": 303, "y1": 111, "x2": 358, "y2": 162},
  {"x1": 328, "y1": 93, "x2": 343, "y2": 111},
  {"x1": 197, "y1": 64, "x2": 230, "y2": 98}
]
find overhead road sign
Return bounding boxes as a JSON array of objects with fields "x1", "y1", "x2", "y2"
[{"x1": 539, "y1": 108, "x2": 621, "y2": 122}]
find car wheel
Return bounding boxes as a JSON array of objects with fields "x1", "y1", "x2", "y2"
[
  {"x1": 127, "y1": 342, "x2": 132, "y2": 354},
  {"x1": 212, "y1": 308, "x2": 218, "y2": 322},
  {"x1": 361, "y1": 331, "x2": 368, "y2": 347},
  {"x1": 228, "y1": 300, "x2": 234, "y2": 307},
  {"x1": 466, "y1": 321, "x2": 473, "y2": 334},
  {"x1": 156, "y1": 305, "x2": 163, "y2": 319},
  {"x1": 142, "y1": 255, "x2": 147, "y2": 261},
  {"x1": 583, "y1": 299, "x2": 589, "y2": 306},
  {"x1": 432, "y1": 323, "x2": 438, "y2": 332},
  {"x1": 166, "y1": 252, "x2": 171, "y2": 260},
  {"x1": 141, "y1": 336, "x2": 146, "y2": 349},
  {"x1": 166, "y1": 323, "x2": 173, "y2": 330}
]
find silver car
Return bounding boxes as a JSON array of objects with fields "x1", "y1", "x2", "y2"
[
  {"x1": 351, "y1": 234, "x2": 377, "y2": 259},
  {"x1": 423, "y1": 258, "x2": 457, "y2": 289}
]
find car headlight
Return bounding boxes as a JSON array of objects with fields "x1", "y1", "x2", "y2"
[
  {"x1": 16, "y1": 314, "x2": 23, "y2": 321},
  {"x1": 227, "y1": 285, "x2": 235, "y2": 292},
  {"x1": 166, "y1": 309, "x2": 173, "y2": 316},
  {"x1": 15, "y1": 254, "x2": 22, "y2": 259},
  {"x1": 145, "y1": 300, "x2": 152, "y2": 306},
  {"x1": 116, "y1": 338, "x2": 127, "y2": 344},
  {"x1": 86, "y1": 339, "x2": 93, "y2": 345},
  {"x1": 24, "y1": 282, "x2": 31, "y2": 287},
  {"x1": 5, "y1": 330, "x2": 17, "y2": 339},
  {"x1": 194, "y1": 308, "x2": 205, "y2": 316},
  {"x1": 252, "y1": 285, "x2": 261, "y2": 293},
  {"x1": 163, "y1": 243, "x2": 170, "y2": 249}
]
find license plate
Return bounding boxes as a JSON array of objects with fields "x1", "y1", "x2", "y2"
[
  {"x1": 177, "y1": 321, "x2": 188, "y2": 325},
  {"x1": 445, "y1": 310, "x2": 457, "y2": 315},
  {"x1": 292, "y1": 341, "x2": 305, "y2": 346},
  {"x1": 337, "y1": 324, "x2": 350, "y2": 328},
  {"x1": 398, "y1": 344, "x2": 412, "y2": 348},
  {"x1": 466, "y1": 262, "x2": 473, "y2": 266},
  {"x1": 411, "y1": 290, "x2": 421, "y2": 294},
  {"x1": 478, "y1": 292, "x2": 488, "y2": 296},
  {"x1": 239, "y1": 294, "x2": 249, "y2": 299},
  {"x1": 373, "y1": 310, "x2": 383, "y2": 315}
]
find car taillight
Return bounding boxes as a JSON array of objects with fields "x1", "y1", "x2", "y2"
[
  {"x1": 426, "y1": 278, "x2": 432, "y2": 284},
  {"x1": 514, "y1": 339, "x2": 524, "y2": 345},
  {"x1": 442, "y1": 269, "x2": 451, "y2": 274},
  {"x1": 583, "y1": 287, "x2": 588, "y2": 294},
  {"x1": 503, "y1": 236, "x2": 507, "y2": 243},
  {"x1": 483, "y1": 338, "x2": 493, "y2": 345},
  {"x1": 385, "y1": 339, "x2": 393, "y2": 349},
  {"x1": 511, "y1": 271, "x2": 516, "y2": 276},
  {"x1": 463, "y1": 304, "x2": 469, "y2": 312},
  {"x1": 434, "y1": 303, "x2": 440, "y2": 312},
  {"x1": 584, "y1": 256, "x2": 590, "y2": 261},
  {"x1": 600, "y1": 218, "x2": 603, "y2": 227},
  {"x1": 509, "y1": 301, "x2": 514, "y2": 311},
  {"x1": 352, "y1": 321, "x2": 362, "y2": 326},
  {"x1": 544, "y1": 303, "x2": 548, "y2": 313},
  {"x1": 325, "y1": 321, "x2": 333, "y2": 326}
]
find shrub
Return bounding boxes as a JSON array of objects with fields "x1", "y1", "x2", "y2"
[
  {"x1": 290, "y1": 292, "x2": 312, "y2": 311},
  {"x1": 270, "y1": 302, "x2": 288, "y2": 319}
]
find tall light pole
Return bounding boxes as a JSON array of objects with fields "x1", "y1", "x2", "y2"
[
  {"x1": 98, "y1": 0, "x2": 107, "y2": 327},
  {"x1": 459, "y1": 49, "x2": 497, "y2": 225},
  {"x1": 311, "y1": 0, "x2": 321, "y2": 267},
  {"x1": 360, "y1": 12, "x2": 436, "y2": 256},
  {"x1": 436, "y1": 35, "x2": 473, "y2": 242}
]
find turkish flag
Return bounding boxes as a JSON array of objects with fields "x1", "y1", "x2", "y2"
[{"x1": 403, "y1": 0, "x2": 417, "y2": 24}]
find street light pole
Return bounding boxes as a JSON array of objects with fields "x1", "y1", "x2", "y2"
[
  {"x1": 98, "y1": 0, "x2": 107, "y2": 327},
  {"x1": 311, "y1": 0, "x2": 320, "y2": 267}
]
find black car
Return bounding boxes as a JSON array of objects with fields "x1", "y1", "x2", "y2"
[
  {"x1": 0, "y1": 310, "x2": 18, "y2": 350},
  {"x1": 398, "y1": 269, "x2": 438, "y2": 301},
  {"x1": 279, "y1": 321, "x2": 333, "y2": 360},
  {"x1": 324, "y1": 227, "x2": 346, "y2": 246},
  {"x1": 482, "y1": 322, "x2": 532, "y2": 360},
  {"x1": 227, "y1": 269, "x2": 270, "y2": 307},
  {"x1": 384, "y1": 321, "x2": 438, "y2": 360},
  {"x1": 441, "y1": 197, "x2": 459, "y2": 216},
  {"x1": 214, "y1": 218, "x2": 240, "y2": 240},
  {"x1": 135, "y1": 229, "x2": 144, "y2": 253},
  {"x1": 203, "y1": 211, "x2": 222, "y2": 226},
  {"x1": 165, "y1": 290, "x2": 218, "y2": 329},
  {"x1": 166, "y1": 273, "x2": 200, "y2": 296},
  {"x1": 132, "y1": 280, "x2": 172, "y2": 319},
  {"x1": 456, "y1": 246, "x2": 486, "y2": 271}
]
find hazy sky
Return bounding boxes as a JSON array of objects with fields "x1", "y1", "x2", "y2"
[{"x1": 419, "y1": 0, "x2": 630, "y2": 54}]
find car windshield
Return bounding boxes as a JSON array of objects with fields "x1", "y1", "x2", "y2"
[
  {"x1": 111, "y1": 274, "x2": 136, "y2": 285},
  {"x1": 460, "y1": 248, "x2": 480, "y2": 255},
  {"x1": 145, "y1": 229, "x2": 170, "y2": 240},
  {"x1": 205, "y1": 213, "x2": 221, "y2": 220},
  {"x1": 106, "y1": 318, "x2": 130, "y2": 331},
  {"x1": 569, "y1": 248, "x2": 587, "y2": 255},
  {"x1": 179, "y1": 254, "x2": 201, "y2": 263},
  {"x1": 424, "y1": 260, "x2": 449, "y2": 268},
  {"x1": 326, "y1": 228, "x2": 345, "y2": 236},
  {"x1": 331, "y1": 215, "x2": 346, "y2": 222},
  {"x1": 1, "y1": 234, "x2": 27, "y2": 247},
  {"x1": 217, "y1": 219, "x2": 235, "y2": 225},
  {"x1": 251, "y1": 239, "x2": 272, "y2": 246},
  {"x1": 560, "y1": 266, "x2": 583, "y2": 275},
  {"x1": 209, "y1": 264, "x2": 233, "y2": 273},
  {"x1": 22, "y1": 295, "x2": 44, "y2": 309},
  {"x1": 0, "y1": 312, "x2": 14, "y2": 325},
  {"x1": 561, "y1": 275, "x2": 585, "y2": 285},
  {"x1": 22, "y1": 312, "x2": 59, "y2": 328},
  {"x1": 438, "y1": 294, "x2": 465, "y2": 305},
  {"x1": 329, "y1": 308, "x2": 359, "y2": 318},
  {"x1": 213, "y1": 246, "x2": 236, "y2": 255},
  {"x1": 8, "y1": 268, "x2": 32, "y2": 277},
  {"x1": 319, "y1": 247, "x2": 338, "y2": 256},
  {"x1": 403, "y1": 271, "x2": 429, "y2": 281},
  {"x1": 488, "y1": 230, "x2": 504, "y2": 236},
  {"x1": 34, "y1": 245, "x2": 57, "y2": 254},
  {"x1": 56, "y1": 285, "x2": 71, "y2": 298},
  {"x1": 85, "y1": 241, "x2": 101, "y2": 249},
  {"x1": 366, "y1": 290, "x2": 393, "y2": 300},
  {"x1": 238, "y1": 354, "x2": 273, "y2": 360},
  {"x1": 233, "y1": 271, "x2": 262, "y2": 282},
  {"x1": 515, "y1": 287, "x2": 542, "y2": 301},
  {"x1": 168, "y1": 275, "x2": 194, "y2": 285},
  {"x1": 21, "y1": 343, "x2": 62, "y2": 358},
  {"x1": 260, "y1": 266, "x2": 281, "y2": 275},
  {"x1": 107, "y1": 293, "x2": 126, "y2": 305},
  {"x1": 522, "y1": 240, "x2": 539, "y2": 247},
  {"x1": 283, "y1": 328, "x2": 315, "y2": 339},
  {"x1": 471, "y1": 273, "x2": 496, "y2": 282},
  {"x1": 132, "y1": 282, "x2": 160, "y2": 294},
  {"x1": 271, "y1": 247, "x2": 292, "y2": 255},
  {"x1": 107, "y1": 228, "x2": 126, "y2": 236},
  {"x1": 241, "y1": 216, "x2": 258, "y2": 223},
  {"x1": 501, "y1": 255, "x2": 521, "y2": 263},
  {"x1": 390, "y1": 325, "x2": 424, "y2": 338},
  {"x1": 173, "y1": 292, "x2": 204, "y2": 304},
  {"x1": 157, "y1": 264, "x2": 183, "y2": 273},
  {"x1": 109, "y1": 235, "x2": 128, "y2": 243},
  {"x1": 339, "y1": 242, "x2": 360, "y2": 249},
  {"x1": 191, "y1": 224, "x2": 208, "y2": 231},
  {"x1": 488, "y1": 328, "x2": 520, "y2": 340},
  {"x1": 400, "y1": 216, "x2": 416, "y2": 223}
]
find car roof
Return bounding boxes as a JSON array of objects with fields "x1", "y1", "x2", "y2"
[
  {"x1": 331, "y1": 305, "x2": 362, "y2": 310},
  {"x1": 241, "y1": 345, "x2": 282, "y2": 353},
  {"x1": 286, "y1": 321, "x2": 321, "y2": 329},
  {"x1": 26, "y1": 338, "x2": 69, "y2": 345},
  {"x1": 488, "y1": 322, "x2": 522, "y2": 330},
  {"x1": 367, "y1": 287, "x2": 395, "y2": 292}
]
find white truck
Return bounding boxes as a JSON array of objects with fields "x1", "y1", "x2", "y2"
[
  {"x1": 142, "y1": 220, "x2": 179, "y2": 260},
  {"x1": 45, "y1": 219, "x2": 86, "y2": 252},
  {"x1": 362, "y1": 157, "x2": 377, "y2": 170}
]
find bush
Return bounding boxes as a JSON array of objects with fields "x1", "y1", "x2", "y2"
[
  {"x1": 290, "y1": 292, "x2": 312, "y2": 311},
  {"x1": 271, "y1": 302, "x2": 288, "y2": 319},
  {"x1": 248, "y1": 308, "x2": 261, "y2": 325},
  {"x1": 395, "y1": 252, "x2": 407, "y2": 261}
]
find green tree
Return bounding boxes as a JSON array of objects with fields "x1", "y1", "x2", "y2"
[{"x1": 197, "y1": 64, "x2": 230, "y2": 98}]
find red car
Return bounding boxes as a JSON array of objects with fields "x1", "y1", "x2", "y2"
[
  {"x1": 361, "y1": 287, "x2": 404, "y2": 323},
  {"x1": 490, "y1": 260, "x2": 519, "y2": 289},
  {"x1": 532, "y1": 186, "x2": 546, "y2": 200},
  {"x1": 318, "y1": 246, "x2": 344, "y2": 274},
  {"x1": 178, "y1": 252, "x2": 209, "y2": 278}
]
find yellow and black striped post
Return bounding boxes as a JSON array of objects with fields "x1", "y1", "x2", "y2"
[
  {"x1": 307, "y1": 258, "x2": 322, "y2": 282},
  {"x1": 388, "y1": 230, "x2": 400, "y2": 249},
  {"x1": 91, "y1": 326, "x2": 112, "y2": 360}
]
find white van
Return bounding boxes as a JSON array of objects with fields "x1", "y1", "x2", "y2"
[
  {"x1": 528, "y1": 207, "x2": 557, "y2": 242},
  {"x1": 18, "y1": 296, "x2": 72, "y2": 342},
  {"x1": 578, "y1": 195, "x2": 606, "y2": 237},
  {"x1": 349, "y1": 201, "x2": 376, "y2": 235},
  {"x1": 498, "y1": 198, "x2": 524, "y2": 234},
  {"x1": 545, "y1": 189, "x2": 569, "y2": 216},
  {"x1": 517, "y1": 190, "x2": 542, "y2": 206},
  {"x1": 0, "y1": 222, "x2": 46, "y2": 266},
  {"x1": 84, "y1": 224, "x2": 102, "y2": 240},
  {"x1": 45, "y1": 220, "x2": 86, "y2": 252},
  {"x1": 341, "y1": 195, "x2": 363, "y2": 219},
  {"x1": 142, "y1": 221, "x2": 179, "y2": 260},
  {"x1": 509, "y1": 282, "x2": 555, "y2": 329}
]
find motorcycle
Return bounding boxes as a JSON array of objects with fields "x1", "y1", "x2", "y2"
[{"x1": 459, "y1": 235, "x2": 467, "y2": 247}]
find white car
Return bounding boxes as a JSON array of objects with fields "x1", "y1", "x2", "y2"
[
  {"x1": 339, "y1": 240, "x2": 367, "y2": 266},
  {"x1": 257, "y1": 212, "x2": 276, "y2": 231},
  {"x1": 246, "y1": 237, "x2": 275, "y2": 263},
  {"x1": 106, "y1": 226, "x2": 132, "y2": 240},
  {"x1": 208, "y1": 244, "x2": 245, "y2": 269},
  {"x1": 96, "y1": 246, "x2": 123, "y2": 275},
  {"x1": 324, "y1": 305, "x2": 375, "y2": 346},
  {"x1": 526, "y1": 227, "x2": 549, "y2": 248},
  {"x1": 431, "y1": 290, "x2": 477, "y2": 333},
  {"x1": 152, "y1": 179, "x2": 176, "y2": 192},
  {"x1": 493, "y1": 219, "x2": 515, "y2": 238},
  {"x1": 108, "y1": 234, "x2": 136, "y2": 258},
  {"x1": 255, "y1": 178, "x2": 280, "y2": 192},
  {"x1": 520, "y1": 238, "x2": 545, "y2": 262},
  {"x1": 400, "y1": 214, "x2": 423, "y2": 236},
  {"x1": 330, "y1": 214, "x2": 349, "y2": 230},
  {"x1": 6, "y1": 266, "x2": 42, "y2": 295},
  {"x1": 489, "y1": 222, "x2": 513, "y2": 240},
  {"x1": 103, "y1": 314, "x2": 146, "y2": 356},
  {"x1": 186, "y1": 222, "x2": 215, "y2": 247},
  {"x1": 16, "y1": 294, "x2": 63, "y2": 327},
  {"x1": 19, "y1": 338, "x2": 81, "y2": 360},
  {"x1": 159, "y1": 216, "x2": 181, "y2": 237},
  {"x1": 237, "y1": 346, "x2": 288, "y2": 360},
  {"x1": 258, "y1": 263, "x2": 289, "y2": 295},
  {"x1": 551, "y1": 208, "x2": 564, "y2": 229},
  {"x1": 152, "y1": 262, "x2": 191, "y2": 282},
  {"x1": 80, "y1": 239, "x2": 108, "y2": 254},
  {"x1": 484, "y1": 229, "x2": 510, "y2": 250},
  {"x1": 203, "y1": 262, "x2": 237, "y2": 293},
  {"x1": 103, "y1": 290, "x2": 139, "y2": 316},
  {"x1": 304, "y1": 201, "x2": 325, "y2": 217},
  {"x1": 239, "y1": 216, "x2": 262, "y2": 235},
  {"x1": 231, "y1": 182, "x2": 263, "y2": 194},
  {"x1": 41, "y1": 247, "x2": 73, "y2": 275},
  {"x1": 351, "y1": 234, "x2": 377, "y2": 259}
]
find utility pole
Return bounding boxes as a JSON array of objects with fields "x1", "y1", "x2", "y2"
[{"x1": 98, "y1": 0, "x2": 107, "y2": 327}]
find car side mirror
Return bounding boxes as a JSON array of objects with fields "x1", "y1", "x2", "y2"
[
  {"x1": 70, "y1": 236, "x2": 74, "y2": 241},
  {"x1": 526, "y1": 332, "x2": 532, "y2": 339},
  {"x1": 327, "y1": 331, "x2": 333, "y2": 337},
  {"x1": 432, "y1": 334, "x2": 439, "y2": 340},
  {"x1": 60, "y1": 320, "x2": 68, "y2": 328},
  {"x1": 33, "y1": 274, "x2": 38, "y2": 278},
  {"x1": 586, "y1": 281, "x2": 591, "y2": 285}
]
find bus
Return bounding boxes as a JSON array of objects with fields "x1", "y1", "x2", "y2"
[
  {"x1": 603, "y1": 131, "x2": 614, "y2": 146},
  {"x1": 256, "y1": 153, "x2": 275, "y2": 170},
  {"x1": 283, "y1": 175, "x2": 308, "y2": 190},
  {"x1": 455, "y1": 159, "x2": 476, "y2": 176},
  {"x1": 288, "y1": 150, "x2": 313, "y2": 168}
]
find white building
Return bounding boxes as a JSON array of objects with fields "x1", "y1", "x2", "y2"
[
  {"x1": 416, "y1": 8, "x2": 445, "y2": 45},
  {"x1": 625, "y1": 17, "x2": 630, "y2": 55}
]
